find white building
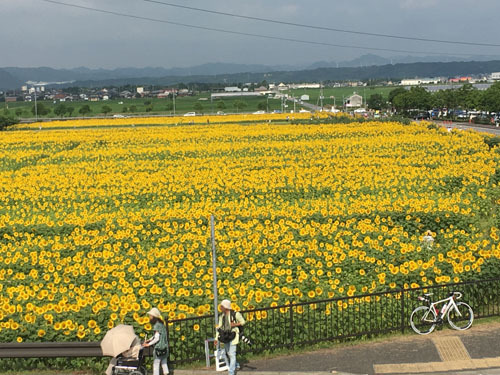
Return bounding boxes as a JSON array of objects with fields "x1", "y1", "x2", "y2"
[
  {"x1": 345, "y1": 93, "x2": 363, "y2": 108},
  {"x1": 136, "y1": 87, "x2": 144, "y2": 94},
  {"x1": 401, "y1": 78, "x2": 441, "y2": 86},
  {"x1": 300, "y1": 94, "x2": 310, "y2": 101},
  {"x1": 491, "y1": 72, "x2": 500, "y2": 81},
  {"x1": 288, "y1": 83, "x2": 321, "y2": 89},
  {"x1": 224, "y1": 86, "x2": 241, "y2": 92}
]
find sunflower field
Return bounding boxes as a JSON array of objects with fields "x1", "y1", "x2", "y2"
[{"x1": 0, "y1": 119, "x2": 499, "y2": 350}]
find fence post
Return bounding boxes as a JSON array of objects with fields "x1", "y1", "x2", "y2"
[
  {"x1": 400, "y1": 289, "x2": 405, "y2": 334},
  {"x1": 288, "y1": 302, "x2": 294, "y2": 349}
]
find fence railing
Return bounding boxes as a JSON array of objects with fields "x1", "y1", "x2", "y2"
[
  {"x1": 1, "y1": 278, "x2": 500, "y2": 362},
  {"x1": 165, "y1": 277, "x2": 500, "y2": 364}
]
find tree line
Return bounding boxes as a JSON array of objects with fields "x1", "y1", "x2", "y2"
[{"x1": 368, "y1": 82, "x2": 500, "y2": 114}]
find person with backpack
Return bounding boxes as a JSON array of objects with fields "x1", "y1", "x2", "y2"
[
  {"x1": 214, "y1": 299, "x2": 245, "y2": 375},
  {"x1": 142, "y1": 307, "x2": 169, "y2": 375}
]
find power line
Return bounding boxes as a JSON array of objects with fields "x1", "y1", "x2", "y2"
[
  {"x1": 142, "y1": 0, "x2": 500, "y2": 48},
  {"x1": 39, "y1": 0, "x2": 486, "y2": 57}
]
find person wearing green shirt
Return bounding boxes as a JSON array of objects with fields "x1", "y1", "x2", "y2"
[{"x1": 142, "y1": 307, "x2": 169, "y2": 375}]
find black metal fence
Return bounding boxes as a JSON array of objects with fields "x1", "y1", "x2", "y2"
[
  {"x1": 165, "y1": 277, "x2": 500, "y2": 364},
  {"x1": 1, "y1": 278, "x2": 500, "y2": 362}
]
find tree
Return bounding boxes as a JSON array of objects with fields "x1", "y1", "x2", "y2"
[
  {"x1": 102, "y1": 105, "x2": 112, "y2": 116},
  {"x1": 66, "y1": 106, "x2": 75, "y2": 117},
  {"x1": 0, "y1": 114, "x2": 17, "y2": 130},
  {"x1": 54, "y1": 104, "x2": 67, "y2": 118},
  {"x1": 15, "y1": 108, "x2": 23, "y2": 117},
  {"x1": 193, "y1": 102, "x2": 203, "y2": 113},
  {"x1": 367, "y1": 94, "x2": 386, "y2": 111},
  {"x1": 129, "y1": 105, "x2": 137, "y2": 113},
  {"x1": 79, "y1": 104, "x2": 92, "y2": 117},
  {"x1": 257, "y1": 102, "x2": 267, "y2": 111},
  {"x1": 145, "y1": 105, "x2": 154, "y2": 112},
  {"x1": 480, "y1": 82, "x2": 500, "y2": 112},
  {"x1": 405, "y1": 87, "x2": 432, "y2": 111},
  {"x1": 31, "y1": 103, "x2": 50, "y2": 116},
  {"x1": 388, "y1": 87, "x2": 407, "y2": 104},
  {"x1": 233, "y1": 100, "x2": 247, "y2": 113},
  {"x1": 217, "y1": 101, "x2": 226, "y2": 110}
]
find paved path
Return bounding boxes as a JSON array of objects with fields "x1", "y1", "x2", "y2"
[
  {"x1": 177, "y1": 322, "x2": 500, "y2": 375},
  {"x1": 432, "y1": 121, "x2": 500, "y2": 135}
]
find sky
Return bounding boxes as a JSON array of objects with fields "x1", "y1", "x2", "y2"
[{"x1": 2, "y1": 0, "x2": 500, "y2": 69}]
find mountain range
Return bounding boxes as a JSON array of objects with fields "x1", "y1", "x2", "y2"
[{"x1": 1, "y1": 54, "x2": 500, "y2": 90}]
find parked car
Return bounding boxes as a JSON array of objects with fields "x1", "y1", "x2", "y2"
[
  {"x1": 253, "y1": 110, "x2": 266, "y2": 114},
  {"x1": 414, "y1": 112, "x2": 430, "y2": 120},
  {"x1": 216, "y1": 111, "x2": 226, "y2": 115},
  {"x1": 183, "y1": 112, "x2": 196, "y2": 117}
]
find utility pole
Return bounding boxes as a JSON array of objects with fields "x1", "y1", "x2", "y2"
[
  {"x1": 319, "y1": 82, "x2": 324, "y2": 110},
  {"x1": 34, "y1": 85, "x2": 38, "y2": 122},
  {"x1": 210, "y1": 215, "x2": 219, "y2": 327},
  {"x1": 173, "y1": 91, "x2": 176, "y2": 116}
]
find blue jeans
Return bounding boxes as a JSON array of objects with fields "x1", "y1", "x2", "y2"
[{"x1": 223, "y1": 343, "x2": 237, "y2": 375}]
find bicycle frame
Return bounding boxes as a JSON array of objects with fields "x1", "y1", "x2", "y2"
[{"x1": 420, "y1": 294, "x2": 461, "y2": 322}]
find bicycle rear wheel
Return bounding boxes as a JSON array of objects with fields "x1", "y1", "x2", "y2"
[
  {"x1": 448, "y1": 302, "x2": 474, "y2": 330},
  {"x1": 410, "y1": 306, "x2": 437, "y2": 335}
]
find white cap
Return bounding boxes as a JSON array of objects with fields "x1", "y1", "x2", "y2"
[{"x1": 220, "y1": 300, "x2": 232, "y2": 309}]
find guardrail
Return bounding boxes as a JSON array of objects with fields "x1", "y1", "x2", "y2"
[{"x1": 1, "y1": 278, "x2": 500, "y2": 363}]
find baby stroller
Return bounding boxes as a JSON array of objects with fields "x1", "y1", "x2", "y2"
[{"x1": 112, "y1": 348, "x2": 147, "y2": 375}]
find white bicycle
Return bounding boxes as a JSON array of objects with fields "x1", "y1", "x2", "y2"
[{"x1": 410, "y1": 291, "x2": 474, "y2": 335}]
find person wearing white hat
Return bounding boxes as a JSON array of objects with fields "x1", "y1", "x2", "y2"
[
  {"x1": 214, "y1": 299, "x2": 245, "y2": 375},
  {"x1": 143, "y1": 307, "x2": 169, "y2": 375}
]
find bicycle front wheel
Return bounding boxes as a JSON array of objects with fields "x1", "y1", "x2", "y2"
[
  {"x1": 448, "y1": 302, "x2": 474, "y2": 330},
  {"x1": 410, "y1": 306, "x2": 437, "y2": 335}
]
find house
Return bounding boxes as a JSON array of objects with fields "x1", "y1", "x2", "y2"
[
  {"x1": 345, "y1": 93, "x2": 363, "y2": 108},
  {"x1": 224, "y1": 86, "x2": 241, "y2": 92},
  {"x1": 277, "y1": 83, "x2": 288, "y2": 91},
  {"x1": 5, "y1": 97, "x2": 17, "y2": 103},
  {"x1": 491, "y1": 72, "x2": 500, "y2": 81},
  {"x1": 120, "y1": 90, "x2": 133, "y2": 98}
]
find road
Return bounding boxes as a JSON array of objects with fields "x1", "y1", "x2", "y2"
[{"x1": 434, "y1": 121, "x2": 500, "y2": 135}]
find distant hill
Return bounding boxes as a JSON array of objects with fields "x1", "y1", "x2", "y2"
[
  {"x1": 2, "y1": 58, "x2": 500, "y2": 90},
  {"x1": 0, "y1": 70, "x2": 21, "y2": 91},
  {"x1": 52, "y1": 60, "x2": 500, "y2": 89}
]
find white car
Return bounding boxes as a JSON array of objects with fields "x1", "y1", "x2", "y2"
[
  {"x1": 299, "y1": 109, "x2": 311, "y2": 113},
  {"x1": 253, "y1": 110, "x2": 266, "y2": 114},
  {"x1": 216, "y1": 111, "x2": 226, "y2": 115},
  {"x1": 184, "y1": 112, "x2": 196, "y2": 117}
]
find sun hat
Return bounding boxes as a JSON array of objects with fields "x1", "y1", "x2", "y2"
[
  {"x1": 220, "y1": 300, "x2": 232, "y2": 310},
  {"x1": 147, "y1": 307, "x2": 163, "y2": 319}
]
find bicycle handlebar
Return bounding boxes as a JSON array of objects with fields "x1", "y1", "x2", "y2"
[{"x1": 451, "y1": 291, "x2": 462, "y2": 299}]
